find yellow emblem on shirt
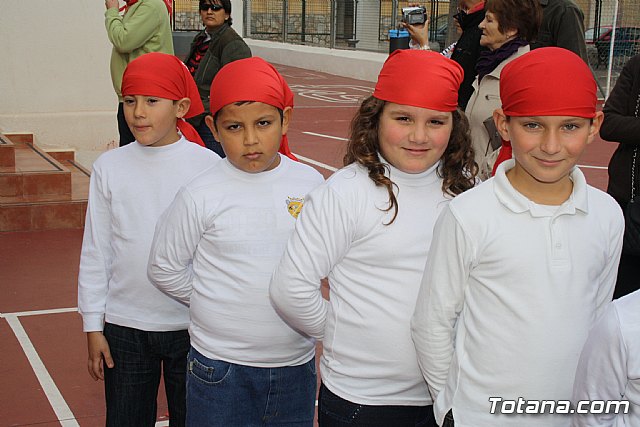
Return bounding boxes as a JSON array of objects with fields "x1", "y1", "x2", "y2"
[{"x1": 286, "y1": 197, "x2": 304, "y2": 219}]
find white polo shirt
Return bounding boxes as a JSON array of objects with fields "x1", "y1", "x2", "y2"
[{"x1": 412, "y1": 159, "x2": 623, "y2": 426}]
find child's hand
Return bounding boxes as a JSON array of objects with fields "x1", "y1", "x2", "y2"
[{"x1": 86, "y1": 332, "x2": 114, "y2": 381}]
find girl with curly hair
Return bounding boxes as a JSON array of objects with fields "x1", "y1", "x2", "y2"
[{"x1": 270, "y1": 49, "x2": 477, "y2": 427}]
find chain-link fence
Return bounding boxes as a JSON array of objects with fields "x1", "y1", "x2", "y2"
[
  {"x1": 172, "y1": 0, "x2": 639, "y2": 97},
  {"x1": 243, "y1": 0, "x2": 334, "y2": 47},
  {"x1": 583, "y1": 0, "x2": 640, "y2": 96},
  {"x1": 173, "y1": 0, "x2": 202, "y2": 31},
  {"x1": 241, "y1": 0, "x2": 454, "y2": 51}
]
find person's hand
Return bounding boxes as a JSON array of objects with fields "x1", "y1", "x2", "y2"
[
  {"x1": 402, "y1": 18, "x2": 431, "y2": 48},
  {"x1": 400, "y1": 3, "x2": 430, "y2": 48},
  {"x1": 87, "y1": 331, "x2": 114, "y2": 381},
  {"x1": 105, "y1": 0, "x2": 119, "y2": 10}
]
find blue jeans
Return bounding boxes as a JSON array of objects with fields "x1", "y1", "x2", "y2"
[
  {"x1": 194, "y1": 119, "x2": 226, "y2": 158},
  {"x1": 318, "y1": 383, "x2": 437, "y2": 427},
  {"x1": 103, "y1": 323, "x2": 189, "y2": 427},
  {"x1": 186, "y1": 347, "x2": 316, "y2": 426}
]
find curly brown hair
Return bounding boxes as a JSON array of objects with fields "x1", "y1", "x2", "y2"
[{"x1": 344, "y1": 96, "x2": 478, "y2": 224}]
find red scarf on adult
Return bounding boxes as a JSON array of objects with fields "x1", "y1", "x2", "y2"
[
  {"x1": 120, "y1": 0, "x2": 172, "y2": 15},
  {"x1": 121, "y1": 52, "x2": 206, "y2": 147},
  {"x1": 209, "y1": 57, "x2": 297, "y2": 161}
]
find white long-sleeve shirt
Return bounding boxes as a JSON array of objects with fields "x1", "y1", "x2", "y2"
[
  {"x1": 411, "y1": 160, "x2": 623, "y2": 426},
  {"x1": 270, "y1": 159, "x2": 450, "y2": 406},
  {"x1": 78, "y1": 138, "x2": 219, "y2": 332},
  {"x1": 572, "y1": 290, "x2": 640, "y2": 427},
  {"x1": 148, "y1": 155, "x2": 324, "y2": 367}
]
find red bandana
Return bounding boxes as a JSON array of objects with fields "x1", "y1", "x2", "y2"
[
  {"x1": 209, "y1": 57, "x2": 297, "y2": 161},
  {"x1": 373, "y1": 49, "x2": 464, "y2": 112},
  {"x1": 120, "y1": 0, "x2": 172, "y2": 15},
  {"x1": 121, "y1": 52, "x2": 205, "y2": 146},
  {"x1": 500, "y1": 47, "x2": 597, "y2": 118}
]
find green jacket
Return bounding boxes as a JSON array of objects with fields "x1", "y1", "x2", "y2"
[
  {"x1": 105, "y1": 0, "x2": 174, "y2": 100},
  {"x1": 186, "y1": 23, "x2": 251, "y2": 126}
]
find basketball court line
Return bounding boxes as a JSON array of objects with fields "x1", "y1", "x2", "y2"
[
  {"x1": 296, "y1": 154, "x2": 339, "y2": 172},
  {"x1": 3, "y1": 304, "x2": 321, "y2": 426},
  {"x1": 5, "y1": 314, "x2": 80, "y2": 427},
  {"x1": 302, "y1": 131, "x2": 349, "y2": 141}
]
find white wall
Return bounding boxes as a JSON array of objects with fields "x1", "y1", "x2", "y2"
[
  {"x1": 0, "y1": 1, "x2": 119, "y2": 164},
  {"x1": 246, "y1": 39, "x2": 386, "y2": 83},
  {"x1": 0, "y1": 1, "x2": 384, "y2": 168}
]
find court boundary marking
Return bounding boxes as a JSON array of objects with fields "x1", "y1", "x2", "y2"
[
  {"x1": 2, "y1": 307, "x2": 318, "y2": 426},
  {"x1": 1, "y1": 307, "x2": 170, "y2": 426}
]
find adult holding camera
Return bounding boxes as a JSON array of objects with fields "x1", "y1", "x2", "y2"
[
  {"x1": 184, "y1": 0, "x2": 251, "y2": 157},
  {"x1": 105, "y1": 0, "x2": 174, "y2": 146},
  {"x1": 403, "y1": 1, "x2": 487, "y2": 110},
  {"x1": 465, "y1": 0, "x2": 542, "y2": 179}
]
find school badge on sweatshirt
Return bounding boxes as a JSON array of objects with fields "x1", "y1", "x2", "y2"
[{"x1": 286, "y1": 196, "x2": 304, "y2": 219}]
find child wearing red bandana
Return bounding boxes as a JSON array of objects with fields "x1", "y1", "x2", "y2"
[
  {"x1": 411, "y1": 47, "x2": 623, "y2": 427},
  {"x1": 269, "y1": 49, "x2": 477, "y2": 426},
  {"x1": 78, "y1": 52, "x2": 219, "y2": 427},
  {"x1": 147, "y1": 57, "x2": 324, "y2": 426}
]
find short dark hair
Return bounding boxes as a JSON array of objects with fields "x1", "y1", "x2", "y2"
[
  {"x1": 199, "y1": 0, "x2": 233, "y2": 26},
  {"x1": 485, "y1": 0, "x2": 542, "y2": 42}
]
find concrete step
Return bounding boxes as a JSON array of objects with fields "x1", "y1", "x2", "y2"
[{"x1": 0, "y1": 133, "x2": 90, "y2": 232}]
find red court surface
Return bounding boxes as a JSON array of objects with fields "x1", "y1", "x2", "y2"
[{"x1": 0, "y1": 63, "x2": 618, "y2": 426}]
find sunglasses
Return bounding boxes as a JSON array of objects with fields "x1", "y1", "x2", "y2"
[{"x1": 199, "y1": 4, "x2": 224, "y2": 11}]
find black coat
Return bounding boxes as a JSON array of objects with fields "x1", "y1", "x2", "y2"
[
  {"x1": 603, "y1": 54, "x2": 640, "y2": 206},
  {"x1": 450, "y1": 7, "x2": 488, "y2": 110}
]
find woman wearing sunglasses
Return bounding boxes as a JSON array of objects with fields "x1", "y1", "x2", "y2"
[{"x1": 184, "y1": 0, "x2": 251, "y2": 157}]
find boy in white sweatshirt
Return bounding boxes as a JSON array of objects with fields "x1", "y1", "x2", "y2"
[
  {"x1": 147, "y1": 57, "x2": 323, "y2": 426},
  {"x1": 78, "y1": 52, "x2": 219, "y2": 427}
]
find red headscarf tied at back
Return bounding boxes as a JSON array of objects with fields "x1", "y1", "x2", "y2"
[
  {"x1": 121, "y1": 52, "x2": 205, "y2": 147},
  {"x1": 500, "y1": 47, "x2": 597, "y2": 118},
  {"x1": 209, "y1": 57, "x2": 297, "y2": 161},
  {"x1": 373, "y1": 49, "x2": 464, "y2": 112}
]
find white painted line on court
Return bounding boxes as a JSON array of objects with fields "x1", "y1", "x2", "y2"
[
  {"x1": 302, "y1": 132, "x2": 348, "y2": 141},
  {"x1": 294, "y1": 154, "x2": 338, "y2": 172},
  {"x1": 5, "y1": 315, "x2": 79, "y2": 427},
  {"x1": 578, "y1": 164, "x2": 608, "y2": 170},
  {"x1": 156, "y1": 421, "x2": 169, "y2": 426},
  {"x1": 0, "y1": 307, "x2": 77, "y2": 318}
]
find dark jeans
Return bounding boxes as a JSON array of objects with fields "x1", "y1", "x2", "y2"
[
  {"x1": 186, "y1": 347, "x2": 316, "y2": 426},
  {"x1": 194, "y1": 119, "x2": 226, "y2": 158},
  {"x1": 318, "y1": 383, "x2": 437, "y2": 427},
  {"x1": 441, "y1": 410, "x2": 454, "y2": 427},
  {"x1": 103, "y1": 323, "x2": 190, "y2": 427},
  {"x1": 117, "y1": 102, "x2": 136, "y2": 146}
]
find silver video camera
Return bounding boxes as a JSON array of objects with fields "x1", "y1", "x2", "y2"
[{"x1": 402, "y1": 6, "x2": 427, "y2": 25}]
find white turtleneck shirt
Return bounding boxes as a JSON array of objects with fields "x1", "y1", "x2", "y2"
[{"x1": 270, "y1": 159, "x2": 451, "y2": 406}]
